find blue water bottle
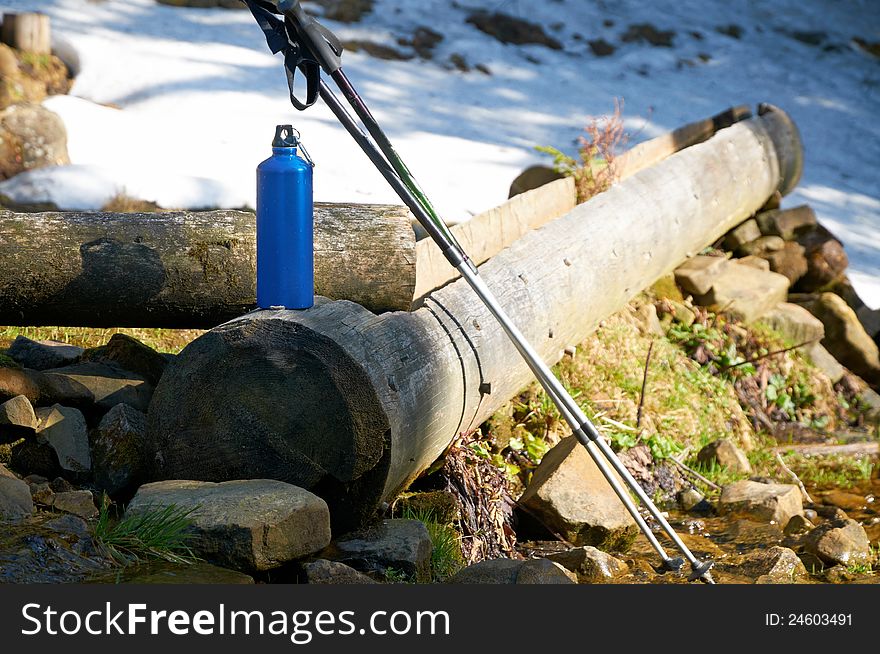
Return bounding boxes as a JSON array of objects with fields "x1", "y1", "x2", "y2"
[{"x1": 256, "y1": 124, "x2": 315, "y2": 309}]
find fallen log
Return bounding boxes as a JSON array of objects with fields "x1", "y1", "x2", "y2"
[
  {"x1": 0, "y1": 203, "x2": 415, "y2": 325},
  {"x1": 147, "y1": 107, "x2": 803, "y2": 530}
]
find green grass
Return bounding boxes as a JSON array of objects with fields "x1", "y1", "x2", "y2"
[
  {"x1": 95, "y1": 497, "x2": 201, "y2": 566},
  {"x1": 400, "y1": 507, "x2": 464, "y2": 582},
  {"x1": 778, "y1": 453, "x2": 875, "y2": 489},
  {"x1": 0, "y1": 325, "x2": 203, "y2": 354}
]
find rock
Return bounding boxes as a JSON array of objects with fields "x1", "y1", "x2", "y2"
[
  {"x1": 342, "y1": 40, "x2": 414, "y2": 61},
  {"x1": 51, "y1": 490, "x2": 98, "y2": 519},
  {"x1": 721, "y1": 546, "x2": 807, "y2": 583},
  {"x1": 508, "y1": 165, "x2": 564, "y2": 198},
  {"x1": 127, "y1": 479, "x2": 331, "y2": 572},
  {"x1": 621, "y1": 23, "x2": 675, "y2": 47},
  {"x1": 0, "y1": 366, "x2": 41, "y2": 404},
  {"x1": 737, "y1": 235, "x2": 785, "y2": 257},
  {"x1": 29, "y1": 480, "x2": 54, "y2": 506},
  {"x1": 724, "y1": 219, "x2": 762, "y2": 250},
  {"x1": 81, "y1": 334, "x2": 167, "y2": 386},
  {"x1": 0, "y1": 475, "x2": 33, "y2": 520},
  {"x1": 674, "y1": 255, "x2": 729, "y2": 296},
  {"x1": 0, "y1": 103, "x2": 69, "y2": 179},
  {"x1": 821, "y1": 490, "x2": 868, "y2": 512},
  {"x1": 301, "y1": 559, "x2": 378, "y2": 584},
  {"x1": 650, "y1": 272, "x2": 685, "y2": 302},
  {"x1": 803, "y1": 519, "x2": 872, "y2": 566},
  {"x1": 0, "y1": 462, "x2": 16, "y2": 479},
  {"x1": 763, "y1": 242, "x2": 808, "y2": 286},
  {"x1": 44, "y1": 513, "x2": 90, "y2": 539},
  {"x1": 320, "y1": 0, "x2": 374, "y2": 23},
  {"x1": 515, "y1": 559, "x2": 577, "y2": 584},
  {"x1": 40, "y1": 361, "x2": 154, "y2": 413},
  {"x1": 547, "y1": 545, "x2": 629, "y2": 582},
  {"x1": 783, "y1": 514, "x2": 814, "y2": 536},
  {"x1": 832, "y1": 277, "x2": 880, "y2": 340},
  {"x1": 667, "y1": 299, "x2": 696, "y2": 326},
  {"x1": 859, "y1": 387, "x2": 880, "y2": 423},
  {"x1": 323, "y1": 519, "x2": 432, "y2": 583},
  {"x1": 725, "y1": 519, "x2": 784, "y2": 546},
  {"x1": 758, "y1": 303, "x2": 825, "y2": 345},
  {"x1": 632, "y1": 302, "x2": 664, "y2": 336},
  {"x1": 796, "y1": 225, "x2": 848, "y2": 291},
  {"x1": 588, "y1": 39, "x2": 616, "y2": 56},
  {"x1": 697, "y1": 439, "x2": 752, "y2": 474},
  {"x1": 31, "y1": 368, "x2": 95, "y2": 409},
  {"x1": 678, "y1": 487, "x2": 712, "y2": 514},
  {"x1": 467, "y1": 11, "x2": 562, "y2": 49},
  {"x1": 13, "y1": 404, "x2": 91, "y2": 478},
  {"x1": 718, "y1": 480, "x2": 803, "y2": 525},
  {"x1": 7, "y1": 336, "x2": 83, "y2": 370},
  {"x1": 693, "y1": 263, "x2": 789, "y2": 323},
  {"x1": 809, "y1": 293, "x2": 880, "y2": 385},
  {"x1": 736, "y1": 255, "x2": 771, "y2": 271},
  {"x1": 519, "y1": 436, "x2": 638, "y2": 551},
  {"x1": 448, "y1": 557, "x2": 575, "y2": 584},
  {"x1": 398, "y1": 26, "x2": 443, "y2": 59},
  {"x1": 804, "y1": 343, "x2": 845, "y2": 383},
  {"x1": 0, "y1": 394, "x2": 37, "y2": 443},
  {"x1": 755, "y1": 206, "x2": 817, "y2": 240},
  {"x1": 90, "y1": 403, "x2": 148, "y2": 496}
]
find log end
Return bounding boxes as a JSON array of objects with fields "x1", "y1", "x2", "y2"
[
  {"x1": 145, "y1": 305, "x2": 391, "y2": 532},
  {"x1": 757, "y1": 103, "x2": 804, "y2": 197}
]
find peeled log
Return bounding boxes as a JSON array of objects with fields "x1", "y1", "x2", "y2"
[
  {"x1": 147, "y1": 109, "x2": 803, "y2": 530},
  {"x1": 0, "y1": 203, "x2": 415, "y2": 326}
]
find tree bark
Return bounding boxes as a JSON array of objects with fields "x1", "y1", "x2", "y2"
[
  {"x1": 1, "y1": 13, "x2": 51, "y2": 55},
  {"x1": 0, "y1": 203, "x2": 415, "y2": 326},
  {"x1": 146, "y1": 108, "x2": 803, "y2": 530}
]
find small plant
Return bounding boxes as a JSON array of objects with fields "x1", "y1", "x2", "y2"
[
  {"x1": 382, "y1": 567, "x2": 413, "y2": 584},
  {"x1": 400, "y1": 507, "x2": 464, "y2": 582},
  {"x1": 95, "y1": 496, "x2": 200, "y2": 566}
]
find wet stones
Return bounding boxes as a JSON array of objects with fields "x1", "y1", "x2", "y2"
[
  {"x1": 127, "y1": 479, "x2": 332, "y2": 572},
  {"x1": 449, "y1": 558, "x2": 576, "y2": 584},
  {"x1": 718, "y1": 480, "x2": 803, "y2": 526},
  {"x1": 546, "y1": 546, "x2": 629, "y2": 582},
  {"x1": 321, "y1": 519, "x2": 432, "y2": 583},
  {"x1": 802, "y1": 518, "x2": 872, "y2": 567}
]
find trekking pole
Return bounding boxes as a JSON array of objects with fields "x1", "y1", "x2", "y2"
[{"x1": 243, "y1": 0, "x2": 714, "y2": 583}]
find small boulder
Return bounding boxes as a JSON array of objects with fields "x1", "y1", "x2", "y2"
[
  {"x1": 13, "y1": 404, "x2": 90, "y2": 479},
  {"x1": 804, "y1": 343, "x2": 845, "y2": 384},
  {"x1": 448, "y1": 557, "x2": 575, "y2": 584},
  {"x1": 519, "y1": 436, "x2": 638, "y2": 551},
  {"x1": 755, "y1": 206, "x2": 817, "y2": 240},
  {"x1": 7, "y1": 336, "x2": 83, "y2": 371},
  {"x1": 763, "y1": 242, "x2": 808, "y2": 286},
  {"x1": 0, "y1": 103, "x2": 69, "y2": 179},
  {"x1": 40, "y1": 362, "x2": 154, "y2": 413},
  {"x1": 724, "y1": 219, "x2": 762, "y2": 250},
  {"x1": 81, "y1": 334, "x2": 168, "y2": 386},
  {"x1": 466, "y1": 11, "x2": 562, "y2": 50},
  {"x1": 301, "y1": 559, "x2": 378, "y2": 584},
  {"x1": 758, "y1": 303, "x2": 825, "y2": 345},
  {"x1": 547, "y1": 545, "x2": 629, "y2": 582},
  {"x1": 809, "y1": 293, "x2": 880, "y2": 385},
  {"x1": 692, "y1": 263, "x2": 789, "y2": 324},
  {"x1": 720, "y1": 546, "x2": 808, "y2": 583},
  {"x1": 697, "y1": 439, "x2": 752, "y2": 474},
  {"x1": 737, "y1": 235, "x2": 785, "y2": 257},
  {"x1": 0, "y1": 475, "x2": 33, "y2": 520},
  {"x1": 0, "y1": 394, "x2": 38, "y2": 443},
  {"x1": 323, "y1": 519, "x2": 432, "y2": 583},
  {"x1": 51, "y1": 490, "x2": 98, "y2": 519},
  {"x1": 127, "y1": 479, "x2": 331, "y2": 572},
  {"x1": 674, "y1": 255, "x2": 729, "y2": 296},
  {"x1": 796, "y1": 225, "x2": 848, "y2": 291},
  {"x1": 718, "y1": 480, "x2": 803, "y2": 525},
  {"x1": 783, "y1": 514, "x2": 814, "y2": 536},
  {"x1": 0, "y1": 366, "x2": 41, "y2": 404},
  {"x1": 90, "y1": 403, "x2": 148, "y2": 496},
  {"x1": 736, "y1": 255, "x2": 771, "y2": 271},
  {"x1": 802, "y1": 519, "x2": 872, "y2": 566}
]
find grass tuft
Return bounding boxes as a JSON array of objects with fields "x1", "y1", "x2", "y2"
[{"x1": 399, "y1": 506, "x2": 464, "y2": 582}]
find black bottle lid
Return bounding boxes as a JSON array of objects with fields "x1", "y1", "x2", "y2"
[{"x1": 272, "y1": 124, "x2": 299, "y2": 148}]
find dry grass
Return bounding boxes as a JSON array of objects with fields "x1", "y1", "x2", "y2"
[
  {"x1": 0, "y1": 325, "x2": 203, "y2": 354},
  {"x1": 100, "y1": 193, "x2": 163, "y2": 213}
]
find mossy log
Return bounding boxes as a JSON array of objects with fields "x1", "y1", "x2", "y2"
[
  {"x1": 146, "y1": 108, "x2": 803, "y2": 530},
  {"x1": 0, "y1": 203, "x2": 416, "y2": 326}
]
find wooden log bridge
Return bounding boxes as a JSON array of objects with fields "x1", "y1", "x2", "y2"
[{"x1": 146, "y1": 107, "x2": 803, "y2": 530}]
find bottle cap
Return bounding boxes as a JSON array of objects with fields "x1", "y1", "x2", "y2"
[{"x1": 272, "y1": 124, "x2": 299, "y2": 148}]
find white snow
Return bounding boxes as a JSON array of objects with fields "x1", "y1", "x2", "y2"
[{"x1": 0, "y1": 0, "x2": 878, "y2": 306}]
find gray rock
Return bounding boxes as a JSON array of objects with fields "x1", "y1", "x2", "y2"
[
  {"x1": 324, "y1": 519, "x2": 432, "y2": 583},
  {"x1": 0, "y1": 103, "x2": 69, "y2": 178},
  {"x1": 679, "y1": 487, "x2": 710, "y2": 513},
  {"x1": 51, "y1": 490, "x2": 98, "y2": 519},
  {"x1": 7, "y1": 336, "x2": 83, "y2": 371},
  {"x1": 547, "y1": 546, "x2": 629, "y2": 582},
  {"x1": 301, "y1": 559, "x2": 379, "y2": 584},
  {"x1": 809, "y1": 293, "x2": 880, "y2": 386},
  {"x1": 697, "y1": 439, "x2": 752, "y2": 474},
  {"x1": 796, "y1": 225, "x2": 848, "y2": 291},
  {"x1": 81, "y1": 334, "x2": 167, "y2": 386},
  {"x1": 0, "y1": 475, "x2": 33, "y2": 520},
  {"x1": 783, "y1": 514, "x2": 814, "y2": 536},
  {"x1": 804, "y1": 343, "x2": 846, "y2": 384},
  {"x1": 0, "y1": 394, "x2": 37, "y2": 443},
  {"x1": 737, "y1": 235, "x2": 785, "y2": 257},
  {"x1": 520, "y1": 437, "x2": 637, "y2": 551},
  {"x1": 44, "y1": 513, "x2": 90, "y2": 538},
  {"x1": 90, "y1": 403, "x2": 148, "y2": 495},
  {"x1": 127, "y1": 479, "x2": 331, "y2": 572},
  {"x1": 724, "y1": 219, "x2": 762, "y2": 250},
  {"x1": 718, "y1": 480, "x2": 803, "y2": 526},
  {"x1": 41, "y1": 362, "x2": 154, "y2": 413},
  {"x1": 763, "y1": 241, "x2": 808, "y2": 286},
  {"x1": 674, "y1": 255, "x2": 729, "y2": 296},
  {"x1": 759, "y1": 303, "x2": 825, "y2": 346},
  {"x1": 37, "y1": 405, "x2": 91, "y2": 475},
  {"x1": 692, "y1": 263, "x2": 789, "y2": 324},
  {"x1": 755, "y1": 205, "x2": 817, "y2": 240},
  {"x1": 448, "y1": 557, "x2": 575, "y2": 584},
  {"x1": 803, "y1": 519, "x2": 872, "y2": 566},
  {"x1": 720, "y1": 546, "x2": 807, "y2": 584}
]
